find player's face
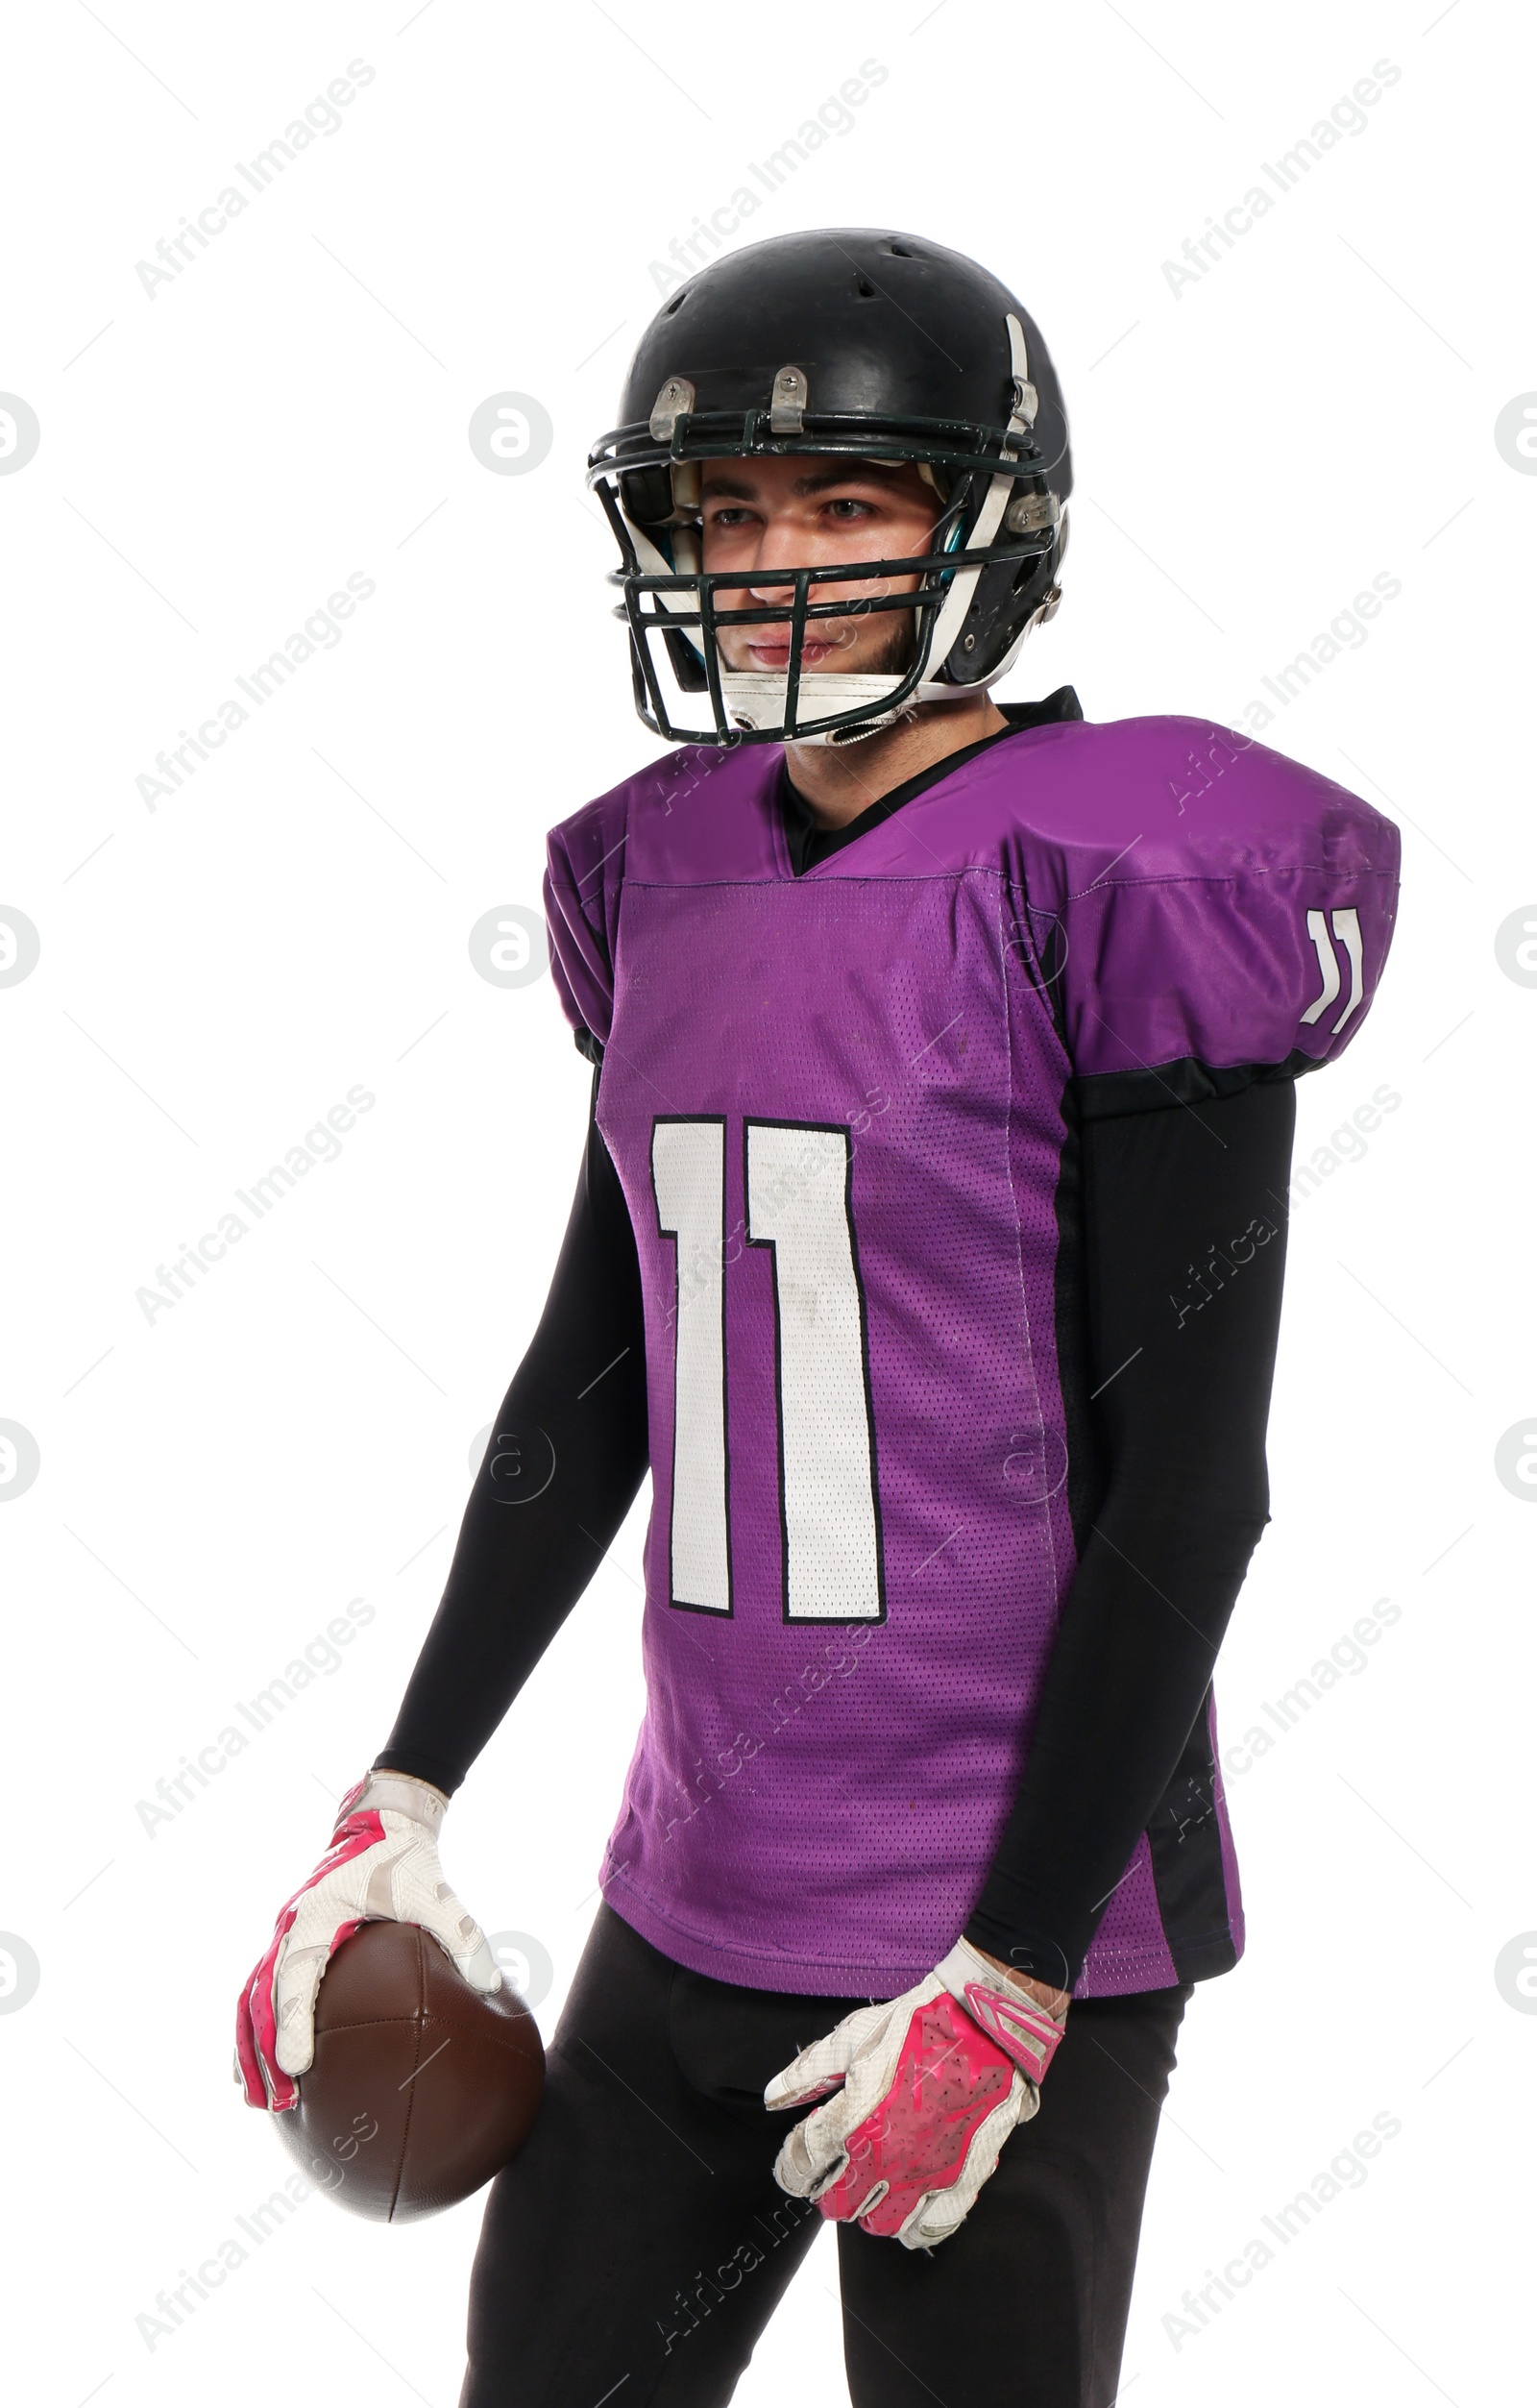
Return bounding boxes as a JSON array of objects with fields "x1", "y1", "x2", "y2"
[{"x1": 698, "y1": 455, "x2": 940, "y2": 676}]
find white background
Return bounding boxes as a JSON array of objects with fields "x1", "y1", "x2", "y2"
[{"x1": 2, "y1": 2, "x2": 1531, "y2": 2402}]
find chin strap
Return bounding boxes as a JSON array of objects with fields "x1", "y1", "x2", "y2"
[{"x1": 717, "y1": 668, "x2": 913, "y2": 741}]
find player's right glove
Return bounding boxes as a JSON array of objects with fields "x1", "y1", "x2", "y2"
[{"x1": 234, "y1": 1769, "x2": 500, "y2": 2111}]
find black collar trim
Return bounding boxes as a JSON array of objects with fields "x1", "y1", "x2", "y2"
[{"x1": 779, "y1": 688, "x2": 1084, "y2": 876}]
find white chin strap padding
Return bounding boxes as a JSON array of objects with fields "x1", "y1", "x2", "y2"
[{"x1": 720, "y1": 669, "x2": 907, "y2": 735}]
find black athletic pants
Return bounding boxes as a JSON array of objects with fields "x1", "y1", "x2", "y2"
[{"x1": 460, "y1": 1904, "x2": 1191, "y2": 2408}]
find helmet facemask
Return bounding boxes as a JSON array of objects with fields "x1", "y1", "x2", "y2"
[{"x1": 590, "y1": 309, "x2": 1067, "y2": 748}]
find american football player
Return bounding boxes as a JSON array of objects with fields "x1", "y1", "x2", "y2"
[{"x1": 238, "y1": 229, "x2": 1399, "y2": 2407}]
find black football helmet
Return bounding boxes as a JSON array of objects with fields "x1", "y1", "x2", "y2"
[{"x1": 588, "y1": 227, "x2": 1072, "y2": 747}]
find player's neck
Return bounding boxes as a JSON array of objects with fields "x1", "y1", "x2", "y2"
[{"x1": 783, "y1": 693, "x2": 1010, "y2": 830}]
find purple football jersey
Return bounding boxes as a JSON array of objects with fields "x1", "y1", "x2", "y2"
[{"x1": 543, "y1": 714, "x2": 1400, "y2": 1997}]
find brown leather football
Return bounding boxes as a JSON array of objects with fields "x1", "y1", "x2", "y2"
[{"x1": 271, "y1": 1921, "x2": 545, "y2": 2221}]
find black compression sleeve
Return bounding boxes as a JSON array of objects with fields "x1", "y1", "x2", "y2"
[
  {"x1": 374, "y1": 1070, "x2": 648, "y2": 1794},
  {"x1": 964, "y1": 1078, "x2": 1297, "y2": 1991}
]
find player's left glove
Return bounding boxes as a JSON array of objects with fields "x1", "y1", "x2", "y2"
[{"x1": 764, "y1": 1936, "x2": 1067, "y2": 2250}]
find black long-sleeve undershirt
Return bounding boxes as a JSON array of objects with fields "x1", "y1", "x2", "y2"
[
  {"x1": 961, "y1": 1079, "x2": 1293, "y2": 1988},
  {"x1": 375, "y1": 1070, "x2": 649, "y2": 1799},
  {"x1": 377, "y1": 1064, "x2": 1294, "y2": 1992}
]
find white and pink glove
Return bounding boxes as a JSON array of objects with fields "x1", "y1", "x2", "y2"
[
  {"x1": 764, "y1": 1936, "x2": 1067, "y2": 2250},
  {"x1": 234, "y1": 1770, "x2": 500, "y2": 2111}
]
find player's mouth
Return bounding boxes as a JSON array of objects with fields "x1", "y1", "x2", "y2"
[{"x1": 744, "y1": 635, "x2": 844, "y2": 671}]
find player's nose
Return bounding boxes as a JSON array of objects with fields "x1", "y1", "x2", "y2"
[{"x1": 748, "y1": 513, "x2": 822, "y2": 600}]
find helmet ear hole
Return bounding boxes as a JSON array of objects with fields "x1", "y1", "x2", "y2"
[{"x1": 939, "y1": 534, "x2": 1063, "y2": 687}]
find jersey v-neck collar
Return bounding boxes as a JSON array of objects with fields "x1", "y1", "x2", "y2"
[{"x1": 777, "y1": 688, "x2": 1084, "y2": 878}]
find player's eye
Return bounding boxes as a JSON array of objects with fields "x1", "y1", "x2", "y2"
[
  {"x1": 706, "y1": 504, "x2": 756, "y2": 528},
  {"x1": 823, "y1": 497, "x2": 877, "y2": 521}
]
